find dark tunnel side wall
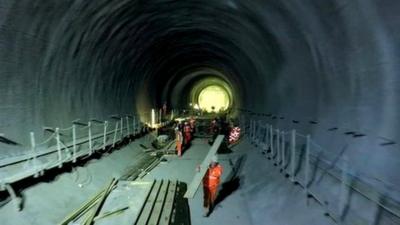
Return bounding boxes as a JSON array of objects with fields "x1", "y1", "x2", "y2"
[
  {"x1": 234, "y1": 2, "x2": 400, "y2": 220},
  {"x1": 241, "y1": 1, "x2": 400, "y2": 195},
  {"x1": 0, "y1": 0, "x2": 138, "y2": 152}
]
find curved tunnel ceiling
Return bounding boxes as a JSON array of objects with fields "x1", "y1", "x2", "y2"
[{"x1": 0, "y1": 0, "x2": 400, "y2": 210}]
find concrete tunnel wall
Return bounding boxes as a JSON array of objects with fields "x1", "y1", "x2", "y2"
[{"x1": 0, "y1": 0, "x2": 400, "y2": 221}]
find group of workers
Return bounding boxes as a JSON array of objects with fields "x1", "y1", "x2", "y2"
[
  {"x1": 173, "y1": 115, "x2": 241, "y2": 217},
  {"x1": 209, "y1": 116, "x2": 241, "y2": 145},
  {"x1": 204, "y1": 117, "x2": 242, "y2": 216},
  {"x1": 173, "y1": 116, "x2": 223, "y2": 216},
  {"x1": 174, "y1": 117, "x2": 196, "y2": 157}
]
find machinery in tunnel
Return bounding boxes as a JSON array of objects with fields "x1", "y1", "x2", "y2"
[{"x1": 0, "y1": 0, "x2": 400, "y2": 225}]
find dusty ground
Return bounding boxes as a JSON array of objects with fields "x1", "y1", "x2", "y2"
[
  {"x1": 0, "y1": 135, "x2": 336, "y2": 225},
  {"x1": 0, "y1": 137, "x2": 151, "y2": 225},
  {"x1": 142, "y1": 137, "x2": 335, "y2": 225}
]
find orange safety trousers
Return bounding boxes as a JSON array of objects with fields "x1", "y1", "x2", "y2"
[
  {"x1": 203, "y1": 164, "x2": 223, "y2": 208},
  {"x1": 176, "y1": 131, "x2": 183, "y2": 156},
  {"x1": 203, "y1": 185, "x2": 218, "y2": 208},
  {"x1": 176, "y1": 141, "x2": 182, "y2": 156}
]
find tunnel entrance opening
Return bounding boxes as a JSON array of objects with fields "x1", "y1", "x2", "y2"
[
  {"x1": 187, "y1": 75, "x2": 234, "y2": 114},
  {"x1": 198, "y1": 85, "x2": 230, "y2": 112}
]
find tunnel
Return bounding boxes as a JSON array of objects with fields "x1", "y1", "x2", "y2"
[{"x1": 0, "y1": 0, "x2": 400, "y2": 225}]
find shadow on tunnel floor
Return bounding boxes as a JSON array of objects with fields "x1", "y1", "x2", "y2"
[
  {"x1": 214, "y1": 154, "x2": 247, "y2": 208},
  {"x1": 171, "y1": 182, "x2": 191, "y2": 225}
]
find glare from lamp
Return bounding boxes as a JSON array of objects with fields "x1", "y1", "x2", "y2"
[{"x1": 198, "y1": 85, "x2": 230, "y2": 112}]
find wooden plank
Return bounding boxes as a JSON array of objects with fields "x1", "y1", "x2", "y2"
[
  {"x1": 58, "y1": 190, "x2": 106, "y2": 225},
  {"x1": 94, "y1": 180, "x2": 154, "y2": 225},
  {"x1": 159, "y1": 181, "x2": 177, "y2": 225},
  {"x1": 119, "y1": 154, "x2": 154, "y2": 181},
  {"x1": 93, "y1": 206, "x2": 129, "y2": 221},
  {"x1": 135, "y1": 180, "x2": 162, "y2": 225},
  {"x1": 184, "y1": 135, "x2": 224, "y2": 199},
  {"x1": 84, "y1": 178, "x2": 117, "y2": 225},
  {"x1": 147, "y1": 180, "x2": 170, "y2": 225},
  {"x1": 127, "y1": 181, "x2": 156, "y2": 223}
]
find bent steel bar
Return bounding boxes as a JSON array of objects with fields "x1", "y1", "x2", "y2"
[{"x1": 5, "y1": 184, "x2": 21, "y2": 211}]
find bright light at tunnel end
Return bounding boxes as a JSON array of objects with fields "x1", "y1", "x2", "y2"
[{"x1": 198, "y1": 85, "x2": 230, "y2": 112}]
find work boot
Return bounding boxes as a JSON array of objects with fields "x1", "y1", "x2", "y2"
[
  {"x1": 209, "y1": 203, "x2": 214, "y2": 214},
  {"x1": 203, "y1": 207, "x2": 209, "y2": 217}
]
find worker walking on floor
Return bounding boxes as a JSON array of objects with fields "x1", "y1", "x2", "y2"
[
  {"x1": 210, "y1": 118, "x2": 217, "y2": 135},
  {"x1": 189, "y1": 116, "x2": 196, "y2": 135},
  {"x1": 209, "y1": 118, "x2": 219, "y2": 144},
  {"x1": 175, "y1": 127, "x2": 183, "y2": 157},
  {"x1": 184, "y1": 121, "x2": 192, "y2": 146},
  {"x1": 202, "y1": 155, "x2": 223, "y2": 217}
]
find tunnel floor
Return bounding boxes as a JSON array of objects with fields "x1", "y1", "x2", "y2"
[
  {"x1": 140, "y1": 138, "x2": 253, "y2": 225},
  {"x1": 140, "y1": 137, "x2": 336, "y2": 225},
  {"x1": 1, "y1": 133, "x2": 337, "y2": 225},
  {"x1": 0, "y1": 134, "x2": 154, "y2": 225}
]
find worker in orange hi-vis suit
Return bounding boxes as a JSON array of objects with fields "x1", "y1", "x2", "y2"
[
  {"x1": 175, "y1": 127, "x2": 183, "y2": 157},
  {"x1": 184, "y1": 122, "x2": 192, "y2": 146},
  {"x1": 202, "y1": 155, "x2": 223, "y2": 217}
]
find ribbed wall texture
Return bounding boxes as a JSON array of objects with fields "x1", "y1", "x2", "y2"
[{"x1": 0, "y1": 0, "x2": 399, "y2": 222}]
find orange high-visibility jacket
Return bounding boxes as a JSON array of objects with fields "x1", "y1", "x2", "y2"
[
  {"x1": 203, "y1": 164, "x2": 223, "y2": 188},
  {"x1": 176, "y1": 131, "x2": 183, "y2": 143}
]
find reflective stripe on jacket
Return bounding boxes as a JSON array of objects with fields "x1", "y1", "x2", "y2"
[{"x1": 203, "y1": 164, "x2": 223, "y2": 187}]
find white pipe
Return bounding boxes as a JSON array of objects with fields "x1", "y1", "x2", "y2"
[
  {"x1": 88, "y1": 121, "x2": 92, "y2": 155},
  {"x1": 151, "y1": 109, "x2": 155, "y2": 128},
  {"x1": 103, "y1": 121, "x2": 108, "y2": 150},
  {"x1": 30, "y1": 132, "x2": 38, "y2": 177},
  {"x1": 305, "y1": 134, "x2": 311, "y2": 194},
  {"x1": 291, "y1": 129, "x2": 296, "y2": 182},
  {"x1": 72, "y1": 124, "x2": 77, "y2": 162},
  {"x1": 56, "y1": 128, "x2": 62, "y2": 168}
]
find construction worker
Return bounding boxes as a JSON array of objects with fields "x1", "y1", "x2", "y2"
[
  {"x1": 209, "y1": 118, "x2": 219, "y2": 144},
  {"x1": 202, "y1": 155, "x2": 223, "y2": 217},
  {"x1": 175, "y1": 127, "x2": 183, "y2": 157},
  {"x1": 189, "y1": 116, "x2": 196, "y2": 135},
  {"x1": 184, "y1": 121, "x2": 192, "y2": 146},
  {"x1": 209, "y1": 118, "x2": 217, "y2": 135}
]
